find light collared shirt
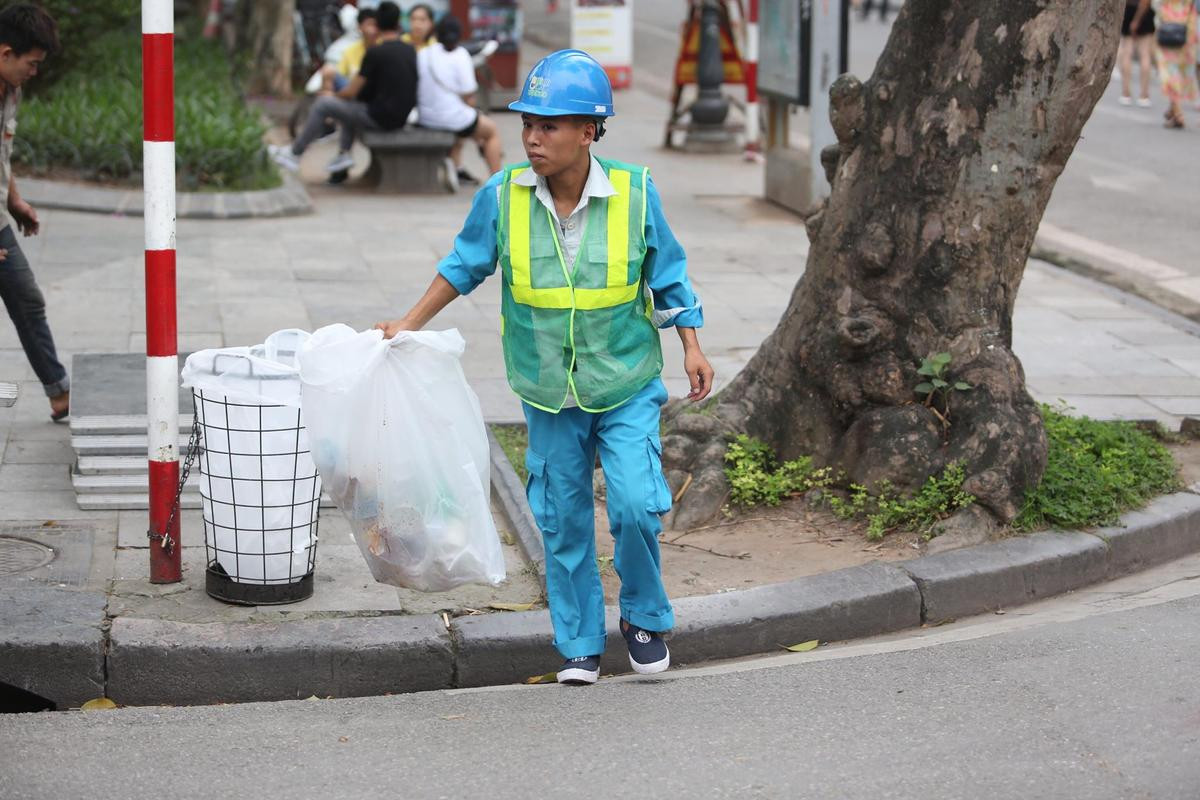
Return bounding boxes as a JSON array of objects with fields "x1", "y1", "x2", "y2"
[{"x1": 437, "y1": 156, "x2": 704, "y2": 331}]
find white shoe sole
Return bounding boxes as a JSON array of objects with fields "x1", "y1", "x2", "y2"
[
  {"x1": 556, "y1": 667, "x2": 599, "y2": 685},
  {"x1": 629, "y1": 649, "x2": 670, "y2": 675}
]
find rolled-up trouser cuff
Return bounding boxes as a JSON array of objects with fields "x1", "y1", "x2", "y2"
[
  {"x1": 555, "y1": 633, "x2": 608, "y2": 660},
  {"x1": 623, "y1": 607, "x2": 675, "y2": 633},
  {"x1": 42, "y1": 377, "x2": 69, "y2": 398}
]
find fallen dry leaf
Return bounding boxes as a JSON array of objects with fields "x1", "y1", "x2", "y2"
[
  {"x1": 489, "y1": 601, "x2": 536, "y2": 612},
  {"x1": 338, "y1": 736, "x2": 350, "y2": 743},
  {"x1": 80, "y1": 697, "x2": 117, "y2": 711},
  {"x1": 783, "y1": 640, "x2": 819, "y2": 652},
  {"x1": 524, "y1": 671, "x2": 557, "y2": 685}
]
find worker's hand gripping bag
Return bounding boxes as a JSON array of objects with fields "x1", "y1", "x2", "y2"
[{"x1": 298, "y1": 324, "x2": 505, "y2": 591}]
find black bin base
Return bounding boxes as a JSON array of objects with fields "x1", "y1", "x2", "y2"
[{"x1": 205, "y1": 563, "x2": 314, "y2": 605}]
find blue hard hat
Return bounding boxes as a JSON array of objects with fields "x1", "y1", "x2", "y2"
[{"x1": 509, "y1": 49, "x2": 615, "y2": 117}]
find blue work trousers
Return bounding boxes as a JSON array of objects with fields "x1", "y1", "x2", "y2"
[{"x1": 523, "y1": 378, "x2": 675, "y2": 659}]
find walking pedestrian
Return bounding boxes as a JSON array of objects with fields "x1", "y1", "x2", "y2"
[
  {"x1": 1131, "y1": 0, "x2": 1198, "y2": 127},
  {"x1": 1119, "y1": 0, "x2": 1156, "y2": 106},
  {"x1": 0, "y1": 4, "x2": 69, "y2": 422},
  {"x1": 375, "y1": 49, "x2": 714, "y2": 686}
]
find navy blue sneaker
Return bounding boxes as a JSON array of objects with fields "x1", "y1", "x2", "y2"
[
  {"x1": 620, "y1": 620, "x2": 670, "y2": 674},
  {"x1": 557, "y1": 655, "x2": 601, "y2": 685}
]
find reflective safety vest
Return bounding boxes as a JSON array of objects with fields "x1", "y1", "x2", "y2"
[{"x1": 497, "y1": 157, "x2": 663, "y2": 412}]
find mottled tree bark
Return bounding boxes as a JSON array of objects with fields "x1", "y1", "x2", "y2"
[
  {"x1": 663, "y1": 0, "x2": 1123, "y2": 530},
  {"x1": 235, "y1": 0, "x2": 296, "y2": 96}
]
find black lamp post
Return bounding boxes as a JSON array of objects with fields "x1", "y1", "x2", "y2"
[{"x1": 685, "y1": 0, "x2": 734, "y2": 149}]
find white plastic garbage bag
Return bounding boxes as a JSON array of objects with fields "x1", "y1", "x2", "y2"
[
  {"x1": 298, "y1": 324, "x2": 505, "y2": 592},
  {"x1": 181, "y1": 329, "x2": 321, "y2": 584}
]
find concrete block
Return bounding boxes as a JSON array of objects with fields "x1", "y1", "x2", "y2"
[
  {"x1": 668, "y1": 563, "x2": 921, "y2": 665},
  {"x1": 1089, "y1": 492, "x2": 1200, "y2": 578},
  {"x1": 0, "y1": 584, "x2": 106, "y2": 709},
  {"x1": 453, "y1": 607, "x2": 626, "y2": 688},
  {"x1": 902, "y1": 531, "x2": 1109, "y2": 623},
  {"x1": 107, "y1": 613, "x2": 453, "y2": 706},
  {"x1": 486, "y1": 426, "x2": 543, "y2": 567}
]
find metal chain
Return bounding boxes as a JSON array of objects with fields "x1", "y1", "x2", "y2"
[{"x1": 147, "y1": 413, "x2": 202, "y2": 553}]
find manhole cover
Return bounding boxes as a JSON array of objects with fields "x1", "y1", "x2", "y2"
[{"x1": 0, "y1": 537, "x2": 55, "y2": 575}]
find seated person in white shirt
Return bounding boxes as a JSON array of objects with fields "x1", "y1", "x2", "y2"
[{"x1": 416, "y1": 15, "x2": 502, "y2": 185}]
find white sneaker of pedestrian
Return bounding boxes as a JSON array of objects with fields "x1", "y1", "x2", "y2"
[
  {"x1": 1136, "y1": 97, "x2": 1152, "y2": 108},
  {"x1": 326, "y1": 151, "x2": 355, "y2": 173},
  {"x1": 443, "y1": 157, "x2": 459, "y2": 192},
  {"x1": 268, "y1": 144, "x2": 300, "y2": 172},
  {"x1": 1118, "y1": 95, "x2": 1133, "y2": 106}
]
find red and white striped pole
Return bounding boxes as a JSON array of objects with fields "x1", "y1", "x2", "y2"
[
  {"x1": 743, "y1": 0, "x2": 760, "y2": 158},
  {"x1": 143, "y1": 1, "x2": 180, "y2": 583}
]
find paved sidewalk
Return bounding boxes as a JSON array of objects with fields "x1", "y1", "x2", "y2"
[{"x1": 1, "y1": 42, "x2": 1199, "y2": 706}]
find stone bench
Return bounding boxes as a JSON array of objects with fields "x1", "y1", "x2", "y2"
[{"x1": 361, "y1": 128, "x2": 456, "y2": 194}]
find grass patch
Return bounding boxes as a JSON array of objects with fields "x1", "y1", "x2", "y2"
[
  {"x1": 14, "y1": 29, "x2": 278, "y2": 192},
  {"x1": 1013, "y1": 405, "x2": 1181, "y2": 531},
  {"x1": 491, "y1": 424, "x2": 528, "y2": 483}
]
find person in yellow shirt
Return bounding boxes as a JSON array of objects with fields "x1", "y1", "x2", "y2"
[{"x1": 321, "y1": 8, "x2": 379, "y2": 93}]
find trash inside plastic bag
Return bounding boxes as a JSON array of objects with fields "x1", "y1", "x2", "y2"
[
  {"x1": 298, "y1": 324, "x2": 505, "y2": 592},
  {"x1": 181, "y1": 329, "x2": 320, "y2": 584}
]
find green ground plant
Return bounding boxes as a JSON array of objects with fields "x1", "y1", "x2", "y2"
[
  {"x1": 1013, "y1": 405, "x2": 1181, "y2": 531},
  {"x1": 722, "y1": 434, "x2": 835, "y2": 507},
  {"x1": 828, "y1": 464, "x2": 975, "y2": 540},
  {"x1": 724, "y1": 405, "x2": 1181, "y2": 541},
  {"x1": 14, "y1": 28, "x2": 278, "y2": 191}
]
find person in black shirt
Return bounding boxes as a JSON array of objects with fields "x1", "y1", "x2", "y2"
[{"x1": 269, "y1": 1, "x2": 417, "y2": 178}]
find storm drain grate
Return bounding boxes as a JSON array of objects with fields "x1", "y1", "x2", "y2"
[{"x1": 0, "y1": 537, "x2": 55, "y2": 575}]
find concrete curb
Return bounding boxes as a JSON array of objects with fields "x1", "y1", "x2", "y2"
[
  {"x1": 0, "y1": 584, "x2": 107, "y2": 708},
  {"x1": 486, "y1": 426, "x2": 545, "y2": 573},
  {"x1": 6, "y1": 491, "x2": 1200, "y2": 708},
  {"x1": 106, "y1": 613, "x2": 453, "y2": 707},
  {"x1": 19, "y1": 173, "x2": 313, "y2": 220}
]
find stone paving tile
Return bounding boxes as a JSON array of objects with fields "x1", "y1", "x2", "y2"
[
  {"x1": 0, "y1": 463, "x2": 73, "y2": 492},
  {"x1": 1028, "y1": 376, "x2": 1200, "y2": 397},
  {"x1": 1042, "y1": 395, "x2": 1179, "y2": 426},
  {"x1": 1144, "y1": 396, "x2": 1200, "y2": 416}
]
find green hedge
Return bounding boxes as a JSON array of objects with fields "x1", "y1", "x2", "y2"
[
  {"x1": 19, "y1": 0, "x2": 141, "y2": 93},
  {"x1": 13, "y1": 27, "x2": 277, "y2": 191}
]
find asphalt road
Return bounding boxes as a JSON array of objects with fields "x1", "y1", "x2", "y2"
[{"x1": 3, "y1": 554, "x2": 1199, "y2": 799}]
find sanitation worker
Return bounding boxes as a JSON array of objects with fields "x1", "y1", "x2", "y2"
[{"x1": 376, "y1": 49, "x2": 713, "y2": 685}]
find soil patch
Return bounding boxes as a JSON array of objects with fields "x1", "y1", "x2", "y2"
[{"x1": 593, "y1": 495, "x2": 921, "y2": 603}]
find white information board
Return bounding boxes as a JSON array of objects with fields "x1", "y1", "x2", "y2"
[{"x1": 570, "y1": 0, "x2": 633, "y2": 88}]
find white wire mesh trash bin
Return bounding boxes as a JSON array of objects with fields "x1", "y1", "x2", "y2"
[{"x1": 181, "y1": 330, "x2": 321, "y2": 605}]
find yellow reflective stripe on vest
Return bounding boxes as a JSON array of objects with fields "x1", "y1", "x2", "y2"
[
  {"x1": 511, "y1": 281, "x2": 640, "y2": 310},
  {"x1": 509, "y1": 167, "x2": 532, "y2": 290},
  {"x1": 606, "y1": 169, "x2": 630, "y2": 287},
  {"x1": 505, "y1": 165, "x2": 640, "y2": 310}
]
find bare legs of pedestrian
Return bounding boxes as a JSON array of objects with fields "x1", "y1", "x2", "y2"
[
  {"x1": 472, "y1": 113, "x2": 503, "y2": 175},
  {"x1": 1118, "y1": 34, "x2": 1154, "y2": 105}
]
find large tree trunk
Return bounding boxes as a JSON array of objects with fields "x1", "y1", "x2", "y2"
[
  {"x1": 663, "y1": 0, "x2": 1122, "y2": 530},
  {"x1": 235, "y1": 0, "x2": 296, "y2": 96}
]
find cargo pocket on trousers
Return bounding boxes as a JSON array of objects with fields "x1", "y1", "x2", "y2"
[
  {"x1": 524, "y1": 449, "x2": 557, "y2": 533},
  {"x1": 646, "y1": 437, "x2": 673, "y2": 515}
]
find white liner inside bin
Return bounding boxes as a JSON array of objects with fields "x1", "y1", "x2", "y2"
[{"x1": 182, "y1": 330, "x2": 321, "y2": 585}]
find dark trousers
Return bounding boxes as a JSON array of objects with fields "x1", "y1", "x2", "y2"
[
  {"x1": 0, "y1": 224, "x2": 68, "y2": 397},
  {"x1": 860, "y1": 0, "x2": 891, "y2": 20}
]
